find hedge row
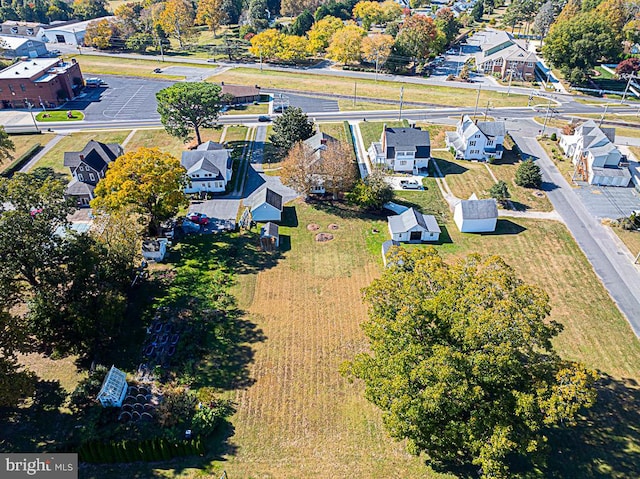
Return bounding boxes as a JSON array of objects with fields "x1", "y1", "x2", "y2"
[
  {"x1": 78, "y1": 437, "x2": 204, "y2": 464},
  {"x1": 1, "y1": 143, "x2": 41, "y2": 178}
]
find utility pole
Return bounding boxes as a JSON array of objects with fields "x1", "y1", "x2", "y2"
[
  {"x1": 599, "y1": 103, "x2": 609, "y2": 127},
  {"x1": 375, "y1": 51, "x2": 379, "y2": 82},
  {"x1": 483, "y1": 100, "x2": 490, "y2": 121},
  {"x1": 473, "y1": 85, "x2": 481, "y2": 117},
  {"x1": 507, "y1": 68, "x2": 514, "y2": 96},
  {"x1": 353, "y1": 81, "x2": 357, "y2": 107},
  {"x1": 398, "y1": 86, "x2": 404, "y2": 121},
  {"x1": 259, "y1": 48, "x2": 263, "y2": 72},
  {"x1": 25, "y1": 100, "x2": 39, "y2": 133},
  {"x1": 621, "y1": 73, "x2": 637, "y2": 104},
  {"x1": 541, "y1": 98, "x2": 552, "y2": 136}
]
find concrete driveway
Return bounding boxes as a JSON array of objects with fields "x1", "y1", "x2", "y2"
[{"x1": 189, "y1": 198, "x2": 240, "y2": 232}]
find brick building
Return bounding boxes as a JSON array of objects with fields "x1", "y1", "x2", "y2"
[{"x1": 0, "y1": 58, "x2": 83, "y2": 109}]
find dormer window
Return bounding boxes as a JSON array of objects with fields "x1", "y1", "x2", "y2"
[
  {"x1": 79, "y1": 166, "x2": 83, "y2": 171},
  {"x1": 10, "y1": 27, "x2": 18, "y2": 34},
  {"x1": 26, "y1": 28, "x2": 33, "y2": 35}
]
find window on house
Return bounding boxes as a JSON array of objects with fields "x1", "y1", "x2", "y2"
[
  {"x1": 207, "y1": 182, "x2": 211, "y2": 188},
  {"x1": 470, "y1": 141, "x2": 476, "y2": 146},
  {"x1": 526, "y1": 62, "x2": 533, "y2": 67},
  {"x1": 487, "y1": 139, "x2": 493, "y2": 145},
  {"x1": 78, "y1": 173, "x2": 84, "y2": 181},
  {"x1": 10, "y1": 27, "x2": 18, "y2": 34},
  {"x1": 27, "y1": 41, "x2": 33, "y2": 47},
  {"x1": 89, "y1": 173, "x2": 95, "y2": 181},
  {"x1": 20, "y1": 84, "x2": 26, "y2": 92},
  {"x1": 399, "y1": 160, "x2": 407, "y2": 165},
  {"x1": 78, "y1": 166, "x2": 83, "y2": 171},
  {"x1": 26, "y1": 29, "x2": 33, "y2": 36}
]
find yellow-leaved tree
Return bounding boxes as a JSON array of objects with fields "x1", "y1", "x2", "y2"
[
  {"x1": 158, "y1": 0, "x2": 196, "y2": 48},
  {"x1": 307, "y1": 15, "x2": 344, "y2": 54},
  {"x1": 91, "y1": 148, "x2": 189, "y2": 236},
  {"x1": 326, "y1": 24, "x2": 366, "y2": 65},
  {"x1": 249, "y1": 29, "x2": 285, "y2": 60},
  {"x1": 195, "y1": 0, "x2": 226, "y2": 37},
  {"x1": 361, "y1": 33, "x2": 394, "y2": 74}
]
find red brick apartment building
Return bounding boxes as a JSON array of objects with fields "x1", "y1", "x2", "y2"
[{"x1": 0, "y1": 58, "x2": 83, "y2": 109}]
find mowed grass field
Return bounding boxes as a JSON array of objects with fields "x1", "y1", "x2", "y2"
[
  {"x1": 211, "y1": 68, "x2": 543, "y2": 108},
  {"x1": 87, "y1": 190, "x2": 640, "y2": 478},
  {"x1": 63, "y1": 55, "x2": 216, "y2": 79}
]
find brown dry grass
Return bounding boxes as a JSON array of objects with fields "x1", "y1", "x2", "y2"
[{"x1": 613, "y1": 228, "x2": 640, "y2": 257}]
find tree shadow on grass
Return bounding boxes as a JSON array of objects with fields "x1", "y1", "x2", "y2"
[
  {"x1": 434, "y1": 157, "x2": 469, "y2": 176},
  {"x1": 308, "y1": 198, "x2": 386, "y2": 221},
  {"x1": 543, "y1": 375, "x2": 640, "y2": 478}
]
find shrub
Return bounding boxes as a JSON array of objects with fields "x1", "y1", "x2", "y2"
[
  {"x1": 489, "y1": 180, "x2": 511, "y2": 206},
  {"x1": 550, "y1": 132, "x2": 557, "y2": 141},
  {"x1": 515, "y1": 159, "x2": 542, "y2": 188}
]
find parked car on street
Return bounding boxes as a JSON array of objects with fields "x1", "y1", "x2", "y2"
[
  {"x1": 258, "y1": 115, "x2": 271, "y2": 122},
  {"x1": 186, "y1": 212, "x2": 209, "y2": 225}
]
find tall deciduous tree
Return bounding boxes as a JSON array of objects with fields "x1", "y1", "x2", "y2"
[
  {"x1": 156, "y1": 82, "x2": 223, "y2": 145},
  {"x1": 280, "y1": 141, "x2": 319, "y2": 197},
  {"x1": 158, "y1": 0, "x2": 196, "y2": 48},
  {"x1": 346, "y1": 169, "x2": 392, "y2": 209},
  {"x1": 0, "y1": 125, "x2": 15, "y2": 162},
  {"x1": 533, "y1": 1, "x2": 555, "y2": 42},
  {"x1": 269, "y1": 107, "x2": 315, "y2": 152},
  {"x1": 72, "y1": 0, "x2": 108, "y2": 21},
  {"x1": 327, "y1": 23, "x2": 366, "y2": 64},
  {"x1": 435, "y1": 7, "x2": 459, "y2": 44},
  {"x1": 84, "y1": 19, "x2": 119, "y2": 50},
  {"x1": 395, "y1": 14, "x2": 438, "y2": 61},
  {"x1": 343, "y1": 249, "x2": 597, "y2": 479},
  {"x1": 317, "y1": 140, "x2": 358, "y2": 198},
  {"x1": 307, "y1": 15, "x2": 344, "y2": 53},
  {"x1": 91, "y1": 148, "x2": 189, "y2": 236},
  {"x1": 196, "y1": 0, "x2": 226, "y2": 37},
  {"x1": 361, "y1": 33, "x2": 394, "y2": 70}
]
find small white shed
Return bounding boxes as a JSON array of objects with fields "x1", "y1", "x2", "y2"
[
  {"x1": 454, "y1": 194, "x2": 498, "y2": 233},
  {"x1": 97, "y1": 366, "x2": 128, "y2": 408},
  {"x1": 251, "y1": 188, "x2": 283, "y2": 222},
  {"x1": 388, "y1": 207, "x2": 441, "y2": 243}
]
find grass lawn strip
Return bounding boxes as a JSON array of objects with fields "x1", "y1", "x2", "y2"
[
  {"x1": 612, "y1": 227, "x2": 640, "y2": 258},
  {"x1": 211, "y1": 68, "x2": 545, "y2": 108},
  {"x1": 538, "y1": 137, "x2": 577, "y2": 187},
  {"x1": 36, "y1": 110, "x2": 84, "y2": 122},
  {"x1": 433, "y1": 152, "x2": 495, "y2": 200},
  {"x1": 28, "y1": 130, "x2": 132, "y2": 177},
  {"x1": 0, "y1": 133, "x2": 55, "y2": 173},
  {"x1": 359, "y1": 120, "x2": 408, "y2": 151}
]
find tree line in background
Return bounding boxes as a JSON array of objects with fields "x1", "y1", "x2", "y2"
[{"x1": 0, "y1": 0, "x2": 108, "y2": 23}]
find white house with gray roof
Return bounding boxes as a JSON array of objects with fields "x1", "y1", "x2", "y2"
[
  {"x1": 303, "y1": 130, "x2": 339, "y2": 194},
  {"x1": 559, "y1": 120, "x2": 630, "y2": 187},
  {"x1": 454, "y1": 194, "x2": 498, "y2": 233},
  {"x1": 181, "y1": 141, "x2": 232, "y2": 194},
  {"x1": 368, "y1": 125, "x2": 430, "y2": 173},
  {"x1": 388, "y1": 207, "x2": 441, "y2": 243},
  {"x1": 446, "y1": 115, "x2": 506, "y2": 161}
]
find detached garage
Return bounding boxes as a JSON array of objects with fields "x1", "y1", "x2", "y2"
[
  {"x1": 388, "y1": 207, "x2": 441, "y2": 243},
  {"x1": 454, "y1": 194, "x2": 498, "y2": 233},
  {"x1": 251, "y1": 188, "x2": 283, "y2": 222}
]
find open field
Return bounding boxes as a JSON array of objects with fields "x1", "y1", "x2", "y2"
[
  {"x1": 318, "y1": 122, "x2": 350, "y2": 142},
  {"x1": 434, "y1": 153, "x2": 495, "y2": 200},
  {"x1": 63, "y1": 55, "x2": 216, "y2": 79},
  {"x1": 0, "y1": 133, "x2": 55, "y2": 173},
  {"x1": 124, "y1": 129, "x2": 188, "y2": 158},
  {"x1": 211, "y1": 68, "x2": 544, "y2": 108},
  {"x1": 224, "y1": 125, "x2": 249, "y2": 143},
  {"x1": 415, "y1": 123, "x2": 456, "y2": 149},
  {"x1": 29, "y1": 130, "x2": 131, "y2": 176},
  {"x1": 86, "y1": 190, "x2": 640, "y2": 478}
]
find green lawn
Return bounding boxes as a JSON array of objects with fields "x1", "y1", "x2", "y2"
[
  {"x1": 36, "y1": 110, "x2": 84, "y2": 122},
  {"x1": 124, "y1": 129, "x2": 187, "y2": 158},
  {"x1": 224, "y1": 125, "x2": 249, "y2": 143},
  {"x1": 29, "y1": 130, "x2": 131, "y2": 176},
  {"x1": 359, "y1": 120, "x2": 409, "y2": 150},
  {"x1": 224, "y1": 103, "x2": 269, "y2": 115},
  {"x1": 212, "y1": 68, "x2": 545, "y2": 108},
  {"x1": 63, "y1": 55, "x2": 217, "y2": 79},
  {"x1": 318, "y1": 122, "x2": 350, "y2": 142},
  {"x1": 415, "y1": 122, "x2": 456, "y2": 149},
  {"x1": 539, "y1": 137, "x2": 578, "y2": 186},
  {"x1": 0, "y1": 133, "x2": 55, "y2": 173},
  {"x1": 434, "y1": 153, "x2": 495, "y2": 200}
]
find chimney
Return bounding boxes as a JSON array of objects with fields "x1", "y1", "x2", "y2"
[
  {"x1": 79, "y1": 154, "x2": 84, "y2": 161},
  {"x1": 221, "y1": 81, "x2": 224, "y2": 86},
  {"x1": 320, "y1": 138, "x2": 327, "y2": 145}
]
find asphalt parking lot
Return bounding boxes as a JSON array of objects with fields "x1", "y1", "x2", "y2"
[
  {"x1": 158, "y1": 66, "x2": 217, "y2": 81},
  {"x1": 573, "y1": 184, "x2": 640, "y2": 219},
  {"x1": 269, "y1": 91, "x2": 339, "y2": 114},
  {"x1": 63, "y1": 75, "x2": 175, "y2": 121}
]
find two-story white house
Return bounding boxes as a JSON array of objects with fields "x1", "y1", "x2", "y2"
[
  {"x1": 368, "y1": 126, "x2": 431, "y2": 173},
  {"x1": 181, "y1": 141, "x2": 233, "y2": 194},
  {"x1": 446, "y1": 115, "x2": 506, "y2": 161},
  {"x1": 559, "y1": 120, "x2": 630, "y2": 187}
]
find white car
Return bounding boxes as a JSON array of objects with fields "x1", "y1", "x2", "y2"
[{"x1": 400, "y1": 179, "x2": 423, "y2": 190}]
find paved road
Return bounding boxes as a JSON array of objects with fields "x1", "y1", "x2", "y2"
[{"x1": 511, "y1": 122, "x2": 640, "y2": 337}]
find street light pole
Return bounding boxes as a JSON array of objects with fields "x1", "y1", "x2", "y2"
[
  {"x1": 473, "y1": 84, "x2": 481, "y2": 117},
  {"x1": 541, "y1": 98, "x2": 552, "y2": 136},
  {"x1": 507, "y1": 68, "x2": 514, "y2": 96},
  {"x1": 398, "y1": 86, "x2": 404, "y2": 121},
  {"x1": 25, "y1": 100, "x2": 39, "y2": 133}
]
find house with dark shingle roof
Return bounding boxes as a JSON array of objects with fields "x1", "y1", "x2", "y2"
[
  {"x1": 181, "y1": 141, "x2": 233, "y2": 194},
  {"x1": 446, "y1": 115, "x2": 506, "y2": 161},
  {"x1": 251, "y1": 187, "x2": 283, "y2": 222},
  {"x1": 368, "y1": 125, "x2": 430, "y2": 173},
  {"x1": 63, "y1": 140, "x2": 123, "y2": 207},
  {"x1": 387, "y1": 207, "x2": 441, "y2": 242}
]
